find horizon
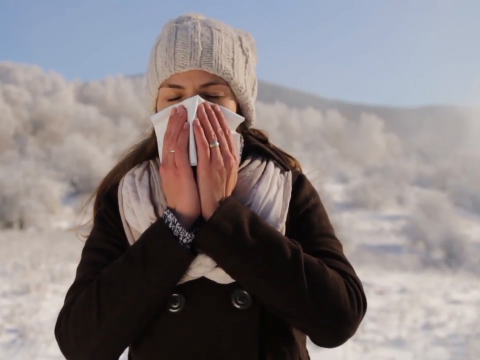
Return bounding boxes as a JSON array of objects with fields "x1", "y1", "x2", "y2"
[
  {"x1": 6, "y1": 61, "x2": 478, "y2": 111},
  {"x1": 82, "y1": 69, "x2": 480, "y2": 110}
]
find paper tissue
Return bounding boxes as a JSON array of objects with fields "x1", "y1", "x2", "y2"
[{"x1": 150, "y1": 95, "x2": 245, "y2": 166}]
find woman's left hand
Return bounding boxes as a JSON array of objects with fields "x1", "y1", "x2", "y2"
[{"x1": 194, "y1": 102, "x2": 239, "y2": 220}]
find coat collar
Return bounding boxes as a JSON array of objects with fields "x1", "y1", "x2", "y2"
[{"x1": 241, "y1": 132, "x2": 292, "y2": 173}]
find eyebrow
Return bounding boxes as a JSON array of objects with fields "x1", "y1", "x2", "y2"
[
  {"x1": 159, "y1": 81, "x2": 228, "y2": 90},
  {"x1": 200, "y1": 81, "x2": 228, "y2": 89}
]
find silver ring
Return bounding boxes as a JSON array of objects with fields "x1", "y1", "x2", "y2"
[
  {"x1": 209, "y1": 141, "x2": 220, "y2": 148},
  {"x1": 166, "y1": 149, "x2": 176, "y2": 153}
]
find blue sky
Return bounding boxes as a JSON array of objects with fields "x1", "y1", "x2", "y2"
[{"x1": 1, "y1": 0, "x2": 479, "y2": 107}]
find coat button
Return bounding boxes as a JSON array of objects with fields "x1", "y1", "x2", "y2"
[
  {"x1": 168, "y1": 293, "x2": 186, "y2": 313},
  {"x1": 231, "y1": 289, "x2": 252, "y2": 310}
]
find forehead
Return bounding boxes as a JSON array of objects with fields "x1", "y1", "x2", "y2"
[{"x1": 160, "y1": 70, "x2": 228, "y2": 88}]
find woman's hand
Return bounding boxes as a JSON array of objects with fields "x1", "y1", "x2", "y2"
[
  {"x1": 160, "y1": 105, "x2": 201, "y2": 230},
  {"x1": 193, "y1": 102, "x2": 239, "y2": 220}
]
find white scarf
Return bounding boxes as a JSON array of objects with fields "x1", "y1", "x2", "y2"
[{"x1": 118, "y1": 157, "x2": 292, "y2": 285}]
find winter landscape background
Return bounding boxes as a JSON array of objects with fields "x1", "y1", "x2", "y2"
[{"x1": 1, "y1": 61, "x2": 479, "y2": 359}]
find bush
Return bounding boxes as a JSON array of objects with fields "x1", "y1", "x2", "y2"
[
  {"x1": 0, "y1": 154, "x2": 65, "y2": 230},
  {"x1": 402, "y1": 190, "x2": 477, "y2": 271}
]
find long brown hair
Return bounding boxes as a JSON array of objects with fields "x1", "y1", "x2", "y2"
[{"x1": 77, "y1": 123, "x2": 301, "y2": 234}]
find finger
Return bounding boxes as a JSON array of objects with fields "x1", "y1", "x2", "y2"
[
  {"x1": 198, "y1": 103, "x2": 222, "y2": 164},
  {"x1": 193, "y1": 118, "x2": 210, "y2": 164},
  {"x1": 204, "y1": 103, "x2": 226, "y2": 147},
  {"x1": 175, "y1": 121, "x2": 191, "y2": 168},
  {"x1": 197, "y1": 103, "x2": 216, "y2": 142},
  {"x1": 165, "y1": 105, "x2": 187, "y2": 168},
  {"x1": 205, "y1": 103, "x2": 231, "y2": 165},
  {"x1": 169, "y1": 105, "x2": 187, "y2": 145},
  {"x1": 212, "y1": 104, "x2": 235, "y2": 156},
  {"x1": 162, "y1": 107, "x2": 177, "y2": 166},
  {"x1": 197, "y1": 103, "x2": 214, "y2": 160}
]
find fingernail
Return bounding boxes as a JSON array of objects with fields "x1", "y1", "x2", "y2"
[
  {"x1": 177, "y1": 106, "x2": 185, "y2": 115},
  {"x1": 214, "y1": 104, "x2": 220, "y2": 111},
  {"x1": 194, "y1": 118, "x2": 200, "y2": 126},
  {"x1": 183, "y1": 122, "x2": 189, "y2": 129},
  {"x1": 171, "y1": 107, "x2": 177, "y2": 115}
]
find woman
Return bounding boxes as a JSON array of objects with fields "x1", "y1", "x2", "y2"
[{"x1": 55, "y1": 14, "x2": 367, "y2": 360}]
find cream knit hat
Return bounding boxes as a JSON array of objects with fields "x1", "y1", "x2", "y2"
[{"x1": 146, "y1": 13, "x2": 258, "y2": 127}]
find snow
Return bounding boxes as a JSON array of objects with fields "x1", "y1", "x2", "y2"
[
  {"x1": 1, "y1": 206, "x2": 479, "y2": 359},
  {"x1": 310, "y1": 269, "x2": 480, "y2": 360},
  {"x1": 1, "y1": 62, "x2": 479, "y2": 359}
]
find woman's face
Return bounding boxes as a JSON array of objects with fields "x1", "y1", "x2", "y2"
[{"x1": 156, "y1": 70, "x2": 238, "y2": 113}]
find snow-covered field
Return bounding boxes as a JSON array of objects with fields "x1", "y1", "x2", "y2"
[
  {"x1": 1, "y1": 199, "x2": 479, "y2": 360},
  {"x1": 1, "y1": 62, "x2": 480, "y2": 359}
]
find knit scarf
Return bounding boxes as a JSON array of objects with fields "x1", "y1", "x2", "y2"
[{"x1": 118, "y1": 156, "x2": 292, "y2": 285}]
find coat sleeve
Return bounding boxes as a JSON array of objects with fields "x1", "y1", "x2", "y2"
[
  {"x1": 192, "y1": 172, "x2": 367, "y2": 348},
  {"x1": 55, "y1": 185, "x2": 196, "y2": 360}
]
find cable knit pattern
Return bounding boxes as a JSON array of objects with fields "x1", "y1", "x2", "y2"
[
  {"x1": 146, "y1": 13, "x2": 258, "y2": 127},
  {"x1": 239, "y1": 133, "x2": 244, "y2": 157}
]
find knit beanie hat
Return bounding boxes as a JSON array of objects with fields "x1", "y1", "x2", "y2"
[{"x1": 146, "y1": 13, "x2": 258, "y2": 127}]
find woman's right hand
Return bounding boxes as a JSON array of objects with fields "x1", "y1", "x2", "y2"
[{"x1": 160, "y1": 105, "x2": 201, "y2": 230}]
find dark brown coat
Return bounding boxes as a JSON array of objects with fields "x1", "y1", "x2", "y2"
[{"x1": 55, "y1": 139, "x2": 367, "y2": 359}]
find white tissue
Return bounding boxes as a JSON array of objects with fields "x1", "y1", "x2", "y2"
[{"x1": 150, "y1": 95, "x2": 245, "y2": 166}]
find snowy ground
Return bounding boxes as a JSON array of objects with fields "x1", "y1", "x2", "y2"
[
  {"x1": 1, "y1": 175, "x2": 480, "y2": 360},
  {"x1": 2, "y1": 61, "x2": 480, "y2": 359},
  {"x1": 1, "y1": 222, "x2": 479, "y2": 360}
]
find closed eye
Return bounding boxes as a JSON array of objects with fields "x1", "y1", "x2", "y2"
[
  {"x1": 203, "y1": 94, "x2": 224, "y2": 100},
  {"x1": 167, "y1": 94, "x2": 224, "y2": 102}
]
